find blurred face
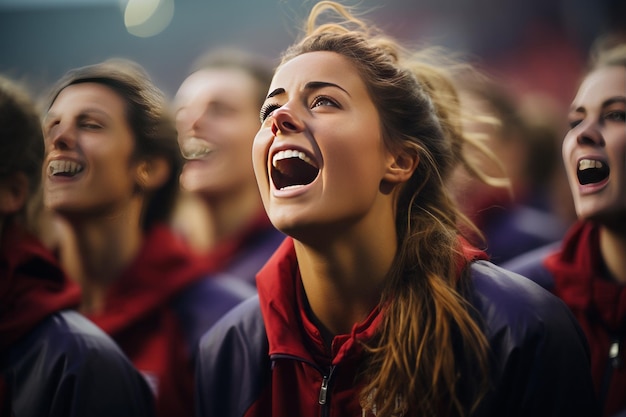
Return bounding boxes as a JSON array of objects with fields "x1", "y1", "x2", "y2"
[
  {"x1": 563, "y1": 65, "x2": 626, "y2": 224},
  {"x1": 253, "y1": 51, "x2": 392, "y2": 238},
  {"x1": 174, "y1": 68, "x2": 261, "y2": 196},
  {"x1": 43, "y1": 83, "x2": 140, "y2": 217}
]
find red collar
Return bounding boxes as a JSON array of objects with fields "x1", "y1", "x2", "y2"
[
  {"x1": 0, "y1": 223, "x2": 80, "y2": 351},
  {"x1": 545, "y1": 221, "x2": 626, "y2": 331}
]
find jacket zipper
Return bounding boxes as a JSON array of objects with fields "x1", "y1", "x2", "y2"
[
  {"x1": 318, "y1": 366, "x2": 336, "y2": 417},
  {"x1": 271, "y1": 354, "x2": 337, "y2": 417},
  {"x1": 599, "y1": 336, "x2": 622, "y2": 415}
]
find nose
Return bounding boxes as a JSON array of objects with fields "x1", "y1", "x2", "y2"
[
  {"x1": 271, "y1": 106, "x2": 303, "y2": 136},
  {"x1": 576, "y1": 120, "x2": 605, "y2": 147},
  {"x1": 177, "y1": 107, "x2": 205, "y2": 133},
  {"x1": 47, "y1": 122, "x2": 77, "y2": 151}
]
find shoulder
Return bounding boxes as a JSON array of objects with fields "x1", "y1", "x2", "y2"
[
  {"x1": 468, "y1": 259, "x2": 568, "y2": 331},
  {"x1": 499, "y1": 241, "x2": 560, "y2": 290},
  {"x1": 4, "y1": 310, "x2": 156, "y2": 416},
  {"x1": 172, "y1": 275, "x2": 252, "y2": 355},
  {"x1": 467, "y1": 261, "x2": 599, "y2": 416},
  {"x1": 196, "y1": 296, "x2": 269, "y2": 417},
  {"x1": 197, "y1": 295, "x2": 266, "y2": 358}
]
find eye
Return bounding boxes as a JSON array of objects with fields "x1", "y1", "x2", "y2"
[
  {"x1": 311, "y1": 95, "x2": 338, "y2": 109},
  {"x1": 260, "y1": 103, "x2": 280, "y2": 122},
  {"x1": 568, "y1": 119, "x2": 582, "y2": 130},
  {"x1": 604, "y1": 110, "x2": 625, "y2": 123},
  {"x1": 80, "y1": 121, "x2": 103, "y2": 130}
]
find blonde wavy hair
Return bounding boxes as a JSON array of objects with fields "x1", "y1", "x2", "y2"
[{"x1": 279, "y1": 2, "x2": 505, "y2": 416}]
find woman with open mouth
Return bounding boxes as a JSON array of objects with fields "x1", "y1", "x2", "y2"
[
  {"x1": 41, "y1": 59, "x2": 247, "y2": 417},
  {"x1": 196, "y1": 2, "x2": 598, "y2": 416},
  {"x1": 504, "y1": 42, "x2": 626, "y2": 417},
  {"x1": 0, "y1": 74, "x2": 155, "y2": 417}
]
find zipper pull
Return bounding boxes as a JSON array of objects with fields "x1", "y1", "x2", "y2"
[
  {"x1": 319, "y1": 375, "x2": 329, "y2": 405},
  {"x1": 609, "y1": 339, "x2": 622, "y2": 368}
]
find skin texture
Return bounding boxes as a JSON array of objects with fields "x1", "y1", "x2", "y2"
[
  {"x1": 43, "y1": 83, "x2": 142, "y2": 217},
  {"x1": 563, "y1": 63, "x2": 626, "y2": 286},
  {"x1": 175, "y1": 68, "x2": 261, "y2": 197},
  {"x1": 563, "y1": 65, "x2": 626, "y2": 226},
  {"x1": 42, "y1": 82, "x2": 169, "y2": 312},
  {"x1": 253, "y1": 51, "x2": 417, "y2": 335},
  {"x1": 173, "y1": 67, "x2": 268, "y2": 249}
]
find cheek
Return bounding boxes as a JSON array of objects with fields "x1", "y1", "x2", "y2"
[{"x1": 251, "y1": 134, "x2": 269, "y2": 184}]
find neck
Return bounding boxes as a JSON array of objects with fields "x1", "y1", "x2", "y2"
[
  {"x1": 60, "y1": 199, "x2": 145, "y2": 314},
  {"x1": 599, "y1": 225, "x2": 626, "y2": 285},
  {"x1": 178, "y1": 185, "x2": 263, "y2": 251},
  {"x1": 295, "y1": 206, "x2": 398, "y2": 336}
]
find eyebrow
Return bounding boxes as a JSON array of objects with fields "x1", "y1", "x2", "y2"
[
  {"x1": 45, "y1": 107, "x2": 111, "y2": 121},
  {"x1": 265, "y1": 81, "x2": 351, "y2": 100},
  {"x1": 571, "y1": 96, "x2": 626, "y2": 113}
]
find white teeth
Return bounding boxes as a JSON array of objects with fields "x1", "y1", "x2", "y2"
[
  {"x1": 180, "y1": 137, "x2": 213, "y2": 160},
  {"x1": 272, "y1": 149, "x2": 317, "y2": 168},
  {"x1": 48, "y1": 160, "x2": 84, "y2": 176},
  {"x1": 578, "y1": 159, "x2": 604, "y2": 171}
]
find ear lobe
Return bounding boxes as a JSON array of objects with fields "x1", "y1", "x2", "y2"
[
  {"x1": 135, "y1": 158, "x2": 171, "y2": 191},
  {"x1": 0, "y1": 172, "x2": 29, "y2": 215},
  {"x1": 383, "y1": 149, "x2": 419, "y2": 184}
]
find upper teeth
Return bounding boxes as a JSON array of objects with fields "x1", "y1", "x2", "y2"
[
  {"x1": 49, "y1": 160, "x2": 83, "y2": 175},
  {"x1": 180, "y1": 137, "x2": 213, "y2": 160},
  {"x1": 578, "y1": 159, "x2": 604, "y2": 170},
  {"x1": 272, "y1": 149, "x2": 316, "y2": 168}
]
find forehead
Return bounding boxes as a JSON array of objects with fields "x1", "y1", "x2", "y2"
[
  {"x1": 573, "y1": 66, "x2": 626, "y2": 108},
  {"x1": 175, "y1": 68, "x2": 257, "y2": 102},
  {"x1": 50, "y1": 82, "x2": 126, "y2": 115},
  {"x1": 270, "y1": 51, "x2": 366, "y2": 95}
]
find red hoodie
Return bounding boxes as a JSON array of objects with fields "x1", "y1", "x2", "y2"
[{"x1": 545, "y1": 220, "x2": 626, "y2": 417}]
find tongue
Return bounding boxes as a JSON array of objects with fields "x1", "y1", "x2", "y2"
[{"x1": 272, "y1": 157, "x2": 319, "y2": 189}]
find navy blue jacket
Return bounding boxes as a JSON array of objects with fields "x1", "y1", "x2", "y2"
[
  {"x1": 1, "y1": 310, "x2": 155, "y2": 417},
  {"x1": 196, "y1": 239, "x2": 599, "y2": 417}
]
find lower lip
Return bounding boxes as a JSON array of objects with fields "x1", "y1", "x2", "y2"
[
  {"x1": 271, "y1": 183, "x2": 312, "y2": 198},
  {"x1": 578, "y1": 177, "x2": 609, "y2": 195}
]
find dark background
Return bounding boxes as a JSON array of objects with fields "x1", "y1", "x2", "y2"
[{"x1": 1, "y1": 0, "x2": 624, "y2": 108}]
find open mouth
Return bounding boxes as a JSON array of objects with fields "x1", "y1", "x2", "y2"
[
  {"x1": 271, "y1": 149, "x2": 319, "y2": 190},
  {"x1": 48, "y1": 160, "x2": 84, "y2": 177},
  {"x1": 577, "y1": 158, "x2": 609, "y2": 185},
  {"x1": 180, "y1": 137, "x2": 213, "y2": 160}
]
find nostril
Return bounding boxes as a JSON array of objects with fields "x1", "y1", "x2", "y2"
[
  {"x1": 271, "y1": 123, "x2": 278, "y2": 136},
  {"x1": 281, "y1": 121, "x2": 297, "y2": 131}
]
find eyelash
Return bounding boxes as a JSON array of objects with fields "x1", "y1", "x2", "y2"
[
  {"x1": 259, "y1": 95, "x2": 341, "y2": 123},
  {"x1": 568, "y1": 110, "x2": 626, "y2": 130},
  {"x1": 259, "y1": 103, "x2": 280, "y2": 123}
]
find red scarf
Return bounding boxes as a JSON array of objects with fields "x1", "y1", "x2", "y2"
[
  {"x1": 0, "y1": 223, "x2": 80, "y2": 353},
  {"x1": 544, "y1": 220, "x2": 626, "y2": 417}
]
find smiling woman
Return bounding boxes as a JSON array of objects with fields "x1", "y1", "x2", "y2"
[
  {"x1": 195, "y1": 2, "x2": 599, "y2": 417},
  {"x1": 41, "y1": 58, "x2": 248, "y2": 417},
  {"x1": 504, "y1": 42, "x2": 626, "y2": 417}
]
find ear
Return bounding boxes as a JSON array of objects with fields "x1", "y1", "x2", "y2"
[
  {"x1": 0, "y1": 172, "x2": 29, "y2": 215},
  {"x1": 135, "y1": 157, "x2": 171, "y2": 191},
  {"x1": 382, "y1": 148, "x2": 419, "y2": 185}
]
